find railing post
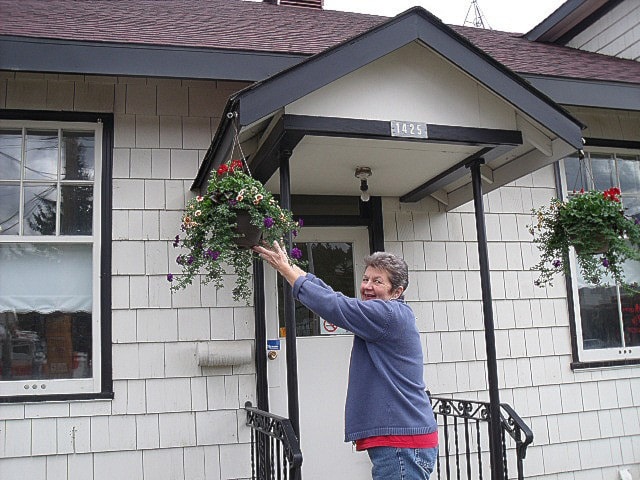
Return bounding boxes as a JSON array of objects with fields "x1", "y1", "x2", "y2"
[{"x1": 467, "y1": 159, "x2": 505, "y2": 480}]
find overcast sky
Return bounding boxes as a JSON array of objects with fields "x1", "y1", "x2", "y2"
[{"x1": 322, "y1": 0, "x2": 566, "y2": 33}]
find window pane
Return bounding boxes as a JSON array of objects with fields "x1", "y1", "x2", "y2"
[
  {"x1": 0, "y1": 129, "x2": 22, "y2": 180},
  {"x1": 622, "y1": 195, "x2": 640, "y2": 222},
  {"x1": 563, "y1": 155, "x2": 589, "y2": 192},
  {"x1": 590, "y1": 154, "x2": 616, "y2": 191},
  {"x1": 618, "y1": 155, "x2": 640, "y2": 195},
  {"x1": 278, "y1": 242, "x2": 355, "y2": 337},
  {"x1": 0, "y1": 184, "x2": 20, "y2": 235},
  {"x1": 621, "y1": 289, "x2": 640, "y2": 347},
  {"x1": 23, "y1": 185, "x2": 57, "y2": 235},
  {"x1": 0, "y1": 312, "x2": 92, "y2": 380},
  {"x1": 62, "y1": 131, "x2": 94, "y2": 181},
  {"x1": 579, "y1": 285, "x2": 622, "y2": 349},
  {"x1": 61, "y1": 185, "x2": 93, "y2": 235},
  {"x1": 0, "y1": 243, "x2": 93, "y2": 381},
  {"x1": 25, "y1": 130, "x2": 58, "y2": 181},
  {"x1": 0, "y1": 243, "x2": 93, "y2": 313}
]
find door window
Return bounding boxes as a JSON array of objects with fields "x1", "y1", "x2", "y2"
[{"x1": 266, "y1": 227, "x2": 368, "y2": 338}]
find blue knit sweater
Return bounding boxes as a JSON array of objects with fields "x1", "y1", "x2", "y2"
[{"x1": 293, "y1": 273, "x2": 437, "y2": 442}]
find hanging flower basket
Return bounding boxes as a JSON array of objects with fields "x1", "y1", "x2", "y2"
[
  {"x1": 572, "y1": 233, "x2": 609, "y2": 255},
  {"x1": 233, "y1": 211, "x2": 263, "y2": 248},
  {"x1": 529, "y1": 187, "x2": 640, "y2": 288},
  {"x1": 167, "y1": 159, "x2": 303, "y2": 303}
]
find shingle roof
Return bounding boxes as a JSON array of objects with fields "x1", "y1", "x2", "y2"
[
  {"x1": 453, "y1": 25, "x2": 640, "y2": 85},
  {"x1": 0, "y1": 0, "x2": 384, "y2": 54},
  {"x1": 1, "y1": 0, "x2": 639, "y2": 85}
]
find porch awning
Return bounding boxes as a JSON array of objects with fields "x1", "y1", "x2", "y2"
[{"x1": 194, "y1": 7, "x2": 584, "y2": 210}]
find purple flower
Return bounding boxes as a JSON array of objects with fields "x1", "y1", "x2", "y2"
[
  {"x1": 187, "y1": 255, "x2": 194, "y2": 265},
  {"x1": 173, "y1": 235, "x2": 180, "y2": 248},
  {"x1": 228, "y1": 199, "x2": 238, "y2": 207},
  {"x1": 552, "y1": 259, "x2": 561, "y2": 268},
  {"x1": 176, "y1": 255, "x2": 184, "y2": 265},
  {"x1": 167, "y1": 273, "x2": 174, "y2": 282},
  {"x1": 293, "y1": 230, "x2": 298, "y2": 237},
  {"x1": 290, "y1": 247, "x2": 303, "y2": 260},
  {"x1": 602, "y1": 257, "x2": 610, "y2": 268},
  {"x1": 297, "y1": 218, "x2": 304, "y2": 227},
  {"x1": 264, "y1": 217, "x2": 275, "y2": 228},
  {"x1": 205, "y1": 249, "x2": 220, "y2": 260}
]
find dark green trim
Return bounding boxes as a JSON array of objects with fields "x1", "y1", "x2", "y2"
[
  {"x1": 0, "y1": 35, "x2": 304, "y2": 82},
  {"x1": 571, "y1": 359, "x2": 640, "y2": 370}
]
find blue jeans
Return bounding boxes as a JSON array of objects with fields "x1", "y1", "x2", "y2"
[{"x1": 367, "y1": 446, "x2": 438, "y2": 480}]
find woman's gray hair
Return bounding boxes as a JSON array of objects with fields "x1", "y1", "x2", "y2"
[{"x1": 364, "y1": 252, "x2": 409, "y2": 293}]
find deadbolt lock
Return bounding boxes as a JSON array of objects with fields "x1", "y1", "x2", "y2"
[{"x1": 267, "y1": 351, "x2": 278, "y2": 360}]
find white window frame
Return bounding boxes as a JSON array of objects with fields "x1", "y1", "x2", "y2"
[
  {"x1": 0, "y1": 119, "x2": 103, "y2": 397},
  {"x1": 560, "y1": 150, "x2": 640, "y2": 364}
]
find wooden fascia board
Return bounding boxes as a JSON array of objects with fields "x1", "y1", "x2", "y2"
[{"x1": 283, "y1": 114, "x2": 523, "y2": 146}]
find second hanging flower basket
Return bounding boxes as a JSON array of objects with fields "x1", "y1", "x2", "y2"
[
  {"x1": 529, "y1": 187, "x2": 640, "y2": 288},
  {"x1": 167, "y1": 159, "x2": 303, "y2": 303}
]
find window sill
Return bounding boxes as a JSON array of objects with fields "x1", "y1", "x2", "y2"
[
  {"x1": 0, "y1": 391, "x2": 114, "y2": 404},
  {"x1": 571, "y1": 358, "x2": 640, "y2": 370}
]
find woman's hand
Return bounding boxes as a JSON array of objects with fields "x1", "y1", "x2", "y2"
[{"x1": 253, "y1": 241, "x2": 306, "y2": 286}]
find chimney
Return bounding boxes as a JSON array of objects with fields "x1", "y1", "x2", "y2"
[{"x1": 264, "y1": 0, "x2": 323, "y2": 8}]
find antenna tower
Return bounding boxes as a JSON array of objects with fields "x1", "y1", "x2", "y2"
[{"x1": 464, "y1": 0, "x2": 491, "y2": 29}]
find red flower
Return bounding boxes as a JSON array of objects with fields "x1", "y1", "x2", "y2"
[
  {"x1": 603, "y1": 187, "x2": 621, "y2": 202},
  {"x1": 230, "y1": 159, "x2": 243, "y2": 172},
  {"x1": 217, "y1": 164, "x2": 229, "y2": 176}
]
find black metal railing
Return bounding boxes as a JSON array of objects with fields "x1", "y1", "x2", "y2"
[
  {"x1": 244, "y1": 397, "x2": 531, "y2": 480},
  {"x1": 431, "y1": 396, "x2": 534, "y2": 480},
  {"x1": 245, "y1": 402, "x2": 303, "y2": 480}
]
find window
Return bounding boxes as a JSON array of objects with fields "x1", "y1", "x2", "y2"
[
  {"x1": 277, "y1": 241, "x2": 356, "y2": 336},
  {"x1": 563, "y1": 152, "x2": 640, "y2": 364},
  {"x1": 266, "y1": 227, "x2": 369, "y2": 337},
  {"x1": 0, "y1": 113, "x2": 111, "y2": 399}
]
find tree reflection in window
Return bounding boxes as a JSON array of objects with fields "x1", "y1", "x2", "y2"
[{"x1": 0, "y1": 129, "x2": 94, "y2": 236}]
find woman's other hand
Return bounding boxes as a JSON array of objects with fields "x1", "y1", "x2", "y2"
[{"x1": 253, "y1": 241, "x2": 306, "y2": 285}]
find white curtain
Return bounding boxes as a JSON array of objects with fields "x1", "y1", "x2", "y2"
[{"x1": 0, "y1": 243, "x2": 92, "y2": 313}]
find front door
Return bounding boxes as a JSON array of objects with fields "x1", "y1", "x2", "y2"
[{"x1": 265, "y1": 226, "x2": 372, "y2": 479}]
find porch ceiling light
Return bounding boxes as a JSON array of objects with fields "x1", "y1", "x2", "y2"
[{"x1": 355, "y1": 166, "x2": 372, "y2": 202}]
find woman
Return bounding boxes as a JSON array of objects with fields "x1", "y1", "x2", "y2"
[{"x1": 253, "y1": 241, "x2": 438, "y2": 480}]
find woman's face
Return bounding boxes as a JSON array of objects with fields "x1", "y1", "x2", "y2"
[{"x1": 360, "y1": 266, "x2": 404, "y2": 301}]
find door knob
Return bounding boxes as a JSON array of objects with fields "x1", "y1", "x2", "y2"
[{"x1": 267, "y1": 351, "x2": 278, "y2": 360}]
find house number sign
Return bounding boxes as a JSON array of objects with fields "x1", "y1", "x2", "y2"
[{"x1": 390, "y1": 120, "x2": 428, "y2": 139}]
